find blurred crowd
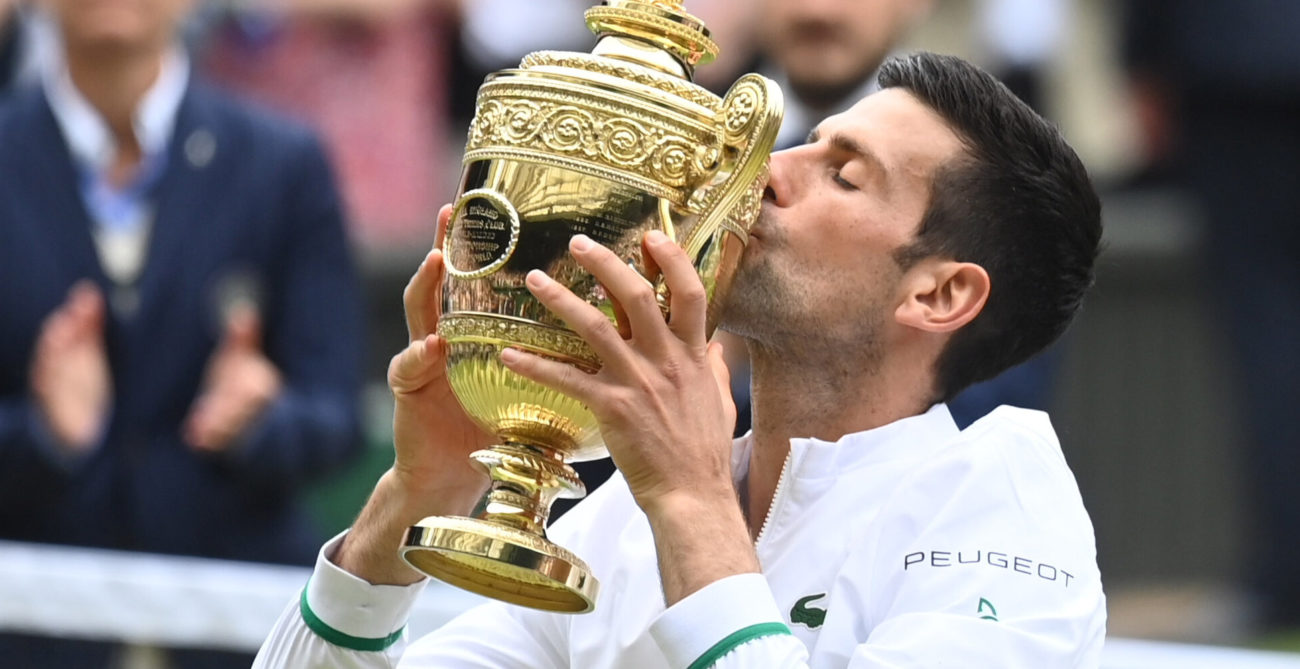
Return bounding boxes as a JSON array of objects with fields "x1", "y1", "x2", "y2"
[{"x1": 1, "y1": 0, "x2": 1297, "y2": 666}]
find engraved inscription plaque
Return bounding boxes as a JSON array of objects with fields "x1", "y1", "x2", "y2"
[{"x1": 445, "y1": 188, "x2": 521, "y2": 279}]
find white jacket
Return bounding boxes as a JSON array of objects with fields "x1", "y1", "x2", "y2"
[{"x1": 255, "y1": 405, "x2": 1106, "y2": 668}]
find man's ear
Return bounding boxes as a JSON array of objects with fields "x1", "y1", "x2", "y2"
[{"x1": 894, "y1": 260, "x2": 990, "y2": 334}]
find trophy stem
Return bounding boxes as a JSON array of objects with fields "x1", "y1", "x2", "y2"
[
  {"x1": 470, "y1": 440, "x2": 586, "y2": 534},
  {"x1": 400, "y1": 439, "x2": 600, "y2": 613}
]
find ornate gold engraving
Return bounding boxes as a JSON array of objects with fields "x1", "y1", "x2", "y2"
[
  {"x1": 439, "y1": 313, "x2": 600, "y2": 368},
  {"x1": 643, "y1": 0, "x2": 685, "y2": 10},
  {"x1": 586, "y1": 5, "x2": 719, "y2": 67},
  {"x1": 520, "y1": 52, "x2": 721, "y2": 111},
  {"x1": 720, "y1": 164, "x2": 766, "y2": 242},
  {"x1": 467, "y1": 89, "x2": 719, "y2": 202}
]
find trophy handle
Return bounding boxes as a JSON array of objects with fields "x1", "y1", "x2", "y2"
[
  {"x1": 684, "y1": 74, "x2": 784, "y2": 259},
  {"x1": 660, "y1": 74, "x2": 781, "y2": 332}
]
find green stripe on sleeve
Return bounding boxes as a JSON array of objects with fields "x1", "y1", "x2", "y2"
[
  {"x1": 299, "y1": 585, "x2": 405, "y2": 652},
  {"x1": 687, "y1": 622, "x2": 793, "y2": 669}
]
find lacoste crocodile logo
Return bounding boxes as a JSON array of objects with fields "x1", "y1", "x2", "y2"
[{"x1": 791, "y1": 593, "x2": 827, "y2": 629}]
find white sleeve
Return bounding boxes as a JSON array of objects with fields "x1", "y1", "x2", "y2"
[
  {"x1": 254, "y1": 532, "x2": 573, "y2": 669},
  {"x1": 400, "y1": 599, "x2": 568, "y2": 668},
  {"x1": 253, "y1": 534, "x2": 427, "y2": 669},
  {"x1": 650, "y1": 573, "x2": 810, "y2": 668}
]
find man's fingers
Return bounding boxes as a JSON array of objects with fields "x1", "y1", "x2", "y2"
[
  {"x1": 37, "y1": 310, "x2": 73, "y2": 353},
  {"x1": 224, "y1": 305, "x2": 262, "y2": 352},
  {"x1": 182, "y1": 401, "x2": 210, "y2": 449},
  {"x1": 499, "y1": 347, "x2": 595, "y2": 404},
  {"x1": 645, "y1": 230, "x2": 708, "y2": 346},
  {"x1": 433, "y1": 203, "x2": 454, "y2": 249},
  {"x1": 567, "y1": 235, "x2": 667, "y2": 344},
  {"x1": 524, "y1": 268, "x2": 631, "y2": 368},
  {"x1": 67, "y1": 281, "x2": 105, "y2": 330},
  {"x1": 186, "y1": 350, "x2": 281, "y2": 452},
  {"x1": 609, "y1": 293, "x2": 633, "y2": 340},
  {"x1": 404, "y1": 204, "x2": 453, "y2": 343},
  {"x1": 403, "y1": 248, "x2": 447, "y2": 343},
  {"x1": 185, "y1": 396, "x2": 232, "y2": 451},
  {"x1": 388, "y1": 334, "x2": 447, "y2": 395},
  {"x1": 43, "y1": 281, "x2": 106, "y2": 349}
]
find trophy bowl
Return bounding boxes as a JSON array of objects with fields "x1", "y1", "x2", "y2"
[{"x1": 401, "y1": 0, "x2": 782, "y2": 613}]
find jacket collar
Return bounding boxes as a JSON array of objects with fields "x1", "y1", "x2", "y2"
[
  {"x1": 41, "y1": 46, "x2": 189, "y2": 176},
  {"x1": 732, "y1": 403, "x2": 961, "y2": 483}
]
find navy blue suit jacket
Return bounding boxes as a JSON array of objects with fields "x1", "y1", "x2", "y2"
[{"x1": 0, "y1": 81, "x2": 363, "y2": 565}]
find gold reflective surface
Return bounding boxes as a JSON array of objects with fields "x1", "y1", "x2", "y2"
[{"x1": 402, "y1": 0, "x2": 782, "y2": 613}]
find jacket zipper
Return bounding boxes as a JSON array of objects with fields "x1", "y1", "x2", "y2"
[{"x1": 754, "y1": 450, "x2": 793, "y2": 548}]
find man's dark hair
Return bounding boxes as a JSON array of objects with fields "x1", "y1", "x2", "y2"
[{"x1": 879, "y1": 52, "x2": 1102, "y2": 402}]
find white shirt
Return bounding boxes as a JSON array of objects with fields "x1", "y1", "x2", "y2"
[
  {"x1": 42, "y1": 45, "x2": 189, "y2": 287},
  {"x1": 256, "y1": 405, "x2": 1107, "y2": 668}
]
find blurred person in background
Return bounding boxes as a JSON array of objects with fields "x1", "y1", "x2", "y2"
[
  {"x1": 0, "y1": 0, "x2": 26, "y2": 88},
  {"x1": 750, "y1": 0, "x2": 1067, "y2": 430},
  {"x1": 972, "y1": 0, "x2": 1070, "y2": 114},
  {"x1": 200, "y1": 0, "x2": 461, "y2": 248},
  {"x1": 1123, "y1": 0, "x2": 1300, "y2": 632},
  {"x1": 0, "y1": 0, "x2": 363, "y2": 664},
  {"x1": 0, "y1": 0, "x2": 46, "y2": 91},
  {"x1": 758, "y1": 0, "x2": 931, "y2": 150}
]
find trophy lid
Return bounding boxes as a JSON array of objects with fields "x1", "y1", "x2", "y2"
[{"x1": 585, "y1": 0, "x2": 719, "y2": 78}]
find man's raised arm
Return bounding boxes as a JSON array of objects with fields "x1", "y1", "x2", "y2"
[{"x1": 255, "y1": 205, "x2": 493, "y2": 667}]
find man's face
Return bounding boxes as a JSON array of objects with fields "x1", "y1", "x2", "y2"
[
  {"x1": 759, "y1": 0, "x2": 929, "y2": 104},
  {"x1": 720, "y1": 89, "x2": 965, "y2": 350},
  {"x1": 43, "y1": 0, "x2": 190, "y2": 52}
]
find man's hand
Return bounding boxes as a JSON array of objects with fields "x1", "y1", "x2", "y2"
[
  {"x1": 500, "y1": 231, "x2": 759, "y2": 604},
  {"x1": 336, "y1": 204, "x2": 494, "y2": 585},
  {"x1": 385, "y1": 204, "x2": 495, "y2": 508},
  {"x1": 30, "y1": 281, "x2": 112, "y2": 455},
  {"x1": 184, "y1": 305, "x2": 283, "y2": 452}
]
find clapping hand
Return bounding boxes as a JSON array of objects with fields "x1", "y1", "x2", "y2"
[
  {"x1": 184, "y1": 303, "x2": 283, "y2": 452},
  {"x1": 30, "y1": 281, "x2": 112, "y2": 455}
]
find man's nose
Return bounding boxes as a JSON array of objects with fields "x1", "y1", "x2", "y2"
[{"x1": 763, "y1": 148, "x2": 797, "y2": 207}]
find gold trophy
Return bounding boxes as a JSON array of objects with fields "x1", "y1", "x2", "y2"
[{"x1": 400, "y1": 0, "x2": 782, "y2": 614}]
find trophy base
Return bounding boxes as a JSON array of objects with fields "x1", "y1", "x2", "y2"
[{"x1": 401, "y1": 515, "x2": 598, "y2": 613}]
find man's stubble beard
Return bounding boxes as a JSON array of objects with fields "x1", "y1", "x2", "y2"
[
  {"x1": 718, "y1": 249, "x2": 792, "y2": 344},
  {"x1": 719, "y1": 210, "x2": 889, "y2": 375},
  {"x1": 718, "y1": 209, "x2": 793, "y2": 343}
]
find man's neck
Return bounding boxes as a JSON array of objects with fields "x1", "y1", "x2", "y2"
[
  {"x1": 64, "y1": 43, "x2": 164, "y2": 183},
  {"x1": 741, "y1": 340, "x2": 933, "y2": 540}
]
